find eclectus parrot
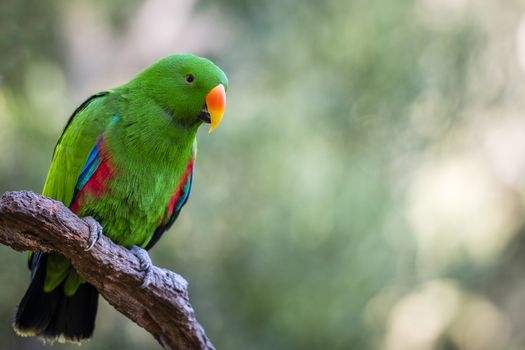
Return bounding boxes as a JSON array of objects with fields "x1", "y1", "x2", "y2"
[{"x1": 13, "y1": 54, "x2": 228, "y2": 343}]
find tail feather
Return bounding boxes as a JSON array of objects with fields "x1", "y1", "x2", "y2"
[
  {"x1": 43, "y1": 283, "x2": 99, "y2": 342},
  {"x1": 14, "y1": 253, "x2": 99, "y2": 343}
]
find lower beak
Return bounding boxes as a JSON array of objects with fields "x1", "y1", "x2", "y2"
[{"x1": 205, "y1": 84, "x2": 226, "y2": 133}]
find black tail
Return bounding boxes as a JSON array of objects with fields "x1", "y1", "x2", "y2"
[{"x1": 14, "y1": 253, "x2": 99, "y2": 343}]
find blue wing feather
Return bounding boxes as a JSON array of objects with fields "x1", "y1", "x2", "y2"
[
  {"x1": 175, "y1": 167, "x2": 193, "y2": 212},
  {"x1": 73, "y1": 139, "x2": 103, "y2": 199},
  {"x1": 71, "y1": 115, "x2": 119, "y2": 201}
]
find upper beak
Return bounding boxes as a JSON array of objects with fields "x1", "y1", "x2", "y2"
[{"x1": 205, "y1": 84, "x2": 226, "y2": 133}]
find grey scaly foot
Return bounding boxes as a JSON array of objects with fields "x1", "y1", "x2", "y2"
[
  {"x1": 130, "y1": 245, "x2": 154, "y2": 288},
  {"x1": 82, "y1": 216, "x2": 102, "y2": 251}
]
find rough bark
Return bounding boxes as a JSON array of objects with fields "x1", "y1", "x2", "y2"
[{"x1": 0, "y1": 191, "x2": 215, "y2": 350}]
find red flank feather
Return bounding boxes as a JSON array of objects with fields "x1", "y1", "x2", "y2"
[{"x1": 167, "y1": 160, "x2": 194, "y2": 216}]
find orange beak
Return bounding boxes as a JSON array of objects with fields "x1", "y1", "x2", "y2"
[{"x1": 205, "y1": 84, "x2": 226, "y2": 133}]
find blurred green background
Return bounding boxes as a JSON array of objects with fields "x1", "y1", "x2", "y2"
[{"x1": 1, "y1": 0, "x2": 525, "y2": 349}]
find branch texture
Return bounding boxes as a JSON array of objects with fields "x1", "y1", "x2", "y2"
[{"x1": 0, "y1": 191, "x2": 215, "y2": 350}]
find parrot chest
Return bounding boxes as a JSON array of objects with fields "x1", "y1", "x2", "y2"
[{"x1": 73, "y1": 151, "x2": 189, "y2": 248}]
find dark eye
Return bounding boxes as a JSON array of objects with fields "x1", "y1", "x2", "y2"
[{"x1": 185, "y1": 74, "x2": 194, "y2": 83}]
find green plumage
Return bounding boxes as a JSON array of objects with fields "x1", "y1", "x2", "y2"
[{"x1": 15, "y1": 54, "x2": 228, "y2": 342}]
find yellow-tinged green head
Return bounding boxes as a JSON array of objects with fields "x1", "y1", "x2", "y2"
[{"x1": 133, "y1": 54, "x2": 228, "y2": 133}]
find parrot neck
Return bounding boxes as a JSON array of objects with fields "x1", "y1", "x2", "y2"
[
  {"x1": 104, "y1": 90, "x2": 199, "y2": 167},
  {"x1": 108, "y1": 123, "x2": 197, "y2": 165}
]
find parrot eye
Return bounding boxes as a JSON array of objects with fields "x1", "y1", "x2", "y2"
[{"x1": 185, "y1": 74, "x2": 194, "y2": 84}]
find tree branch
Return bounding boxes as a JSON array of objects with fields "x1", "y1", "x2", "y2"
[{"x1": 0, "y1": 191, "x2": 215, "y2": 350}]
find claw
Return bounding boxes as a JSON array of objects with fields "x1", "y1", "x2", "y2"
[
  {"x1": 130, "y1": 245, "x2": 154, "y2": 288},
  {"x1": 82, "y1": 216, "x2": 102, "y2": 251}
]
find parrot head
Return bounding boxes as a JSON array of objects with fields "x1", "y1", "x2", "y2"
[{"x1": 135, "y1": 54, "x2": 228, "y2": 133}]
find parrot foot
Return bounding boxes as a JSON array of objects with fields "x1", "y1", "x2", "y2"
[
  {"x1": 130, "y1": 245, "x2": 154, "y2": 288},
  {"x1": 82, "y1": 216, "x2": 102, "y2": 251}
]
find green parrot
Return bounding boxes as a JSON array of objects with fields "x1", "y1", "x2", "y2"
[{"x1": 13, "y1": 54, "x2": 228, "y2": 343}]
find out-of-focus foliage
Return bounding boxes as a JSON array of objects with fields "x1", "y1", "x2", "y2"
[{"x1": 1, "y1": 0, "x2": 525, "y2": 349}]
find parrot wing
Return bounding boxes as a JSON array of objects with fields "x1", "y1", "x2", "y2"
[
  {"x1": 144, "y1": 151, "x2": 195, "y2": 250},
  {"x1": 43, "y1": 91, "x2": 111, "y2": 207},
  {"x1": 33, "y1": 91, "x2": 113, "y2": 288}
]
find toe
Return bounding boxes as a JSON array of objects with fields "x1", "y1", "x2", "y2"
[
  {"x1": 130, "y1": 245, "x2": 154, "y2": 288},
  {"x1": 83, "y1": 216, "x2": 102, "y2": 251}
]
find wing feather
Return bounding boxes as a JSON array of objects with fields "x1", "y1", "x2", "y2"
[
  {"x1": 144, "y1": 152, "x2": 195, "y2": 250},
  {"x1": 42, "y1": 92, "x2": 111, "y2": 207}
]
